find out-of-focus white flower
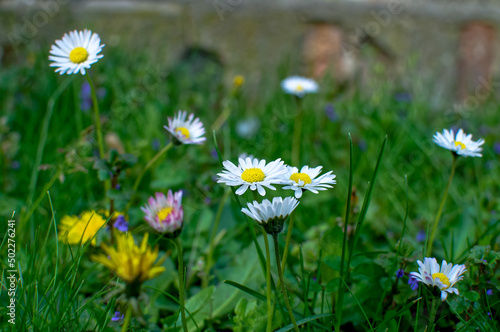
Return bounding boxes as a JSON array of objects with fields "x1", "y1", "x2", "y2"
[
  {"x1": 49, "y1": 29, "x2": 104, "y2": 75},
  {"x1": 433, "y1": 128, "x2": 484, "y2": 157},
  {"x1": 164, "y1": 111, "x2": 206, "y2": 145},
  {"x1": 281, "y1": 76, "x2": 318, "y2": 97},
  {"x1": 410, "y1": 257, "x2": 466, "y2": 301},
  {"x1": 281, "y1": 165, "x2": 336, "y2": 198}
]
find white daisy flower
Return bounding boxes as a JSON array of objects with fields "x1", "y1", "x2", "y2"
[
  {"x1": 217, "y1": 157, "x2": 287, "y2": 196},
  {"x1": 281, "y1": 76, "x2": 318, "y2": 97},
  {"x1": 281, "y1": 165, "x2": 336, "y2": 198},
  {"x1": 410, "y1": 257, "x2": 467, "y2": 301},
  {"x1": 49, "y1": 29, "x2": 104, "y2": 75},
  {"x1": 164, "y1": 111, "x2": 206, "y2": 145},
  {"x1": 433, "y1": 128, "x2": 484, "y2": 157},
  {"x1": 241, "y1": 197, "x2": 299, "y2": 234}
]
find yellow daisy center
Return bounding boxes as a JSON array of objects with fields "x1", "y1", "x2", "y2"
[
  {"x1": 290, "y1": 172, "x2": 312, "y2": 186},
  {"x1": 241, "y1": 168, "x2": 265, "y2": 183},
  {"x1": 432, "y1": 272, "x2": 451, "y2": 289},
  {"x1": 157, "y1": 207, "x2": 173, "y2": 221},
  {"x1": 295, "y1": 85, "x2": 304, "y2": 92},
  {"x1": 176, "y1": 127, "x2": 190, "y2": 138},
  {"x1": 69, "y1": 47, "x2": 89, "y2": 64},
  {"x1": 454, "y1": 141, "x2": 466, "y2": 150}
]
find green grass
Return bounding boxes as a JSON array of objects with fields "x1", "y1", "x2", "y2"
[{"x1": 1, "y1": 41, "x2": 499, "y2": 331}]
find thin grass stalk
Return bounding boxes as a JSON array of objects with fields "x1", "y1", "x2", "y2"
[
  {"x1": 427, "y1": 154, "x2": 457, "y2": 255},
  {"x1": 262, "y1": 228, "x2": 274, "y2": 332},
  {"x1": 335, "y1": 133, "x2": 353, "y2": 332},
  {"x1": 280, "y1": 210, "x2": 296, "y2": 273},
  {"x1": 273, "y1": 234, "x2": 300, "y2": 332},
  {"x1": 172, "y1": 237, "x2": 189, "y2": 332},
  {"x1": 204, "y1": 188, "x2": 231, "y2": 288}
]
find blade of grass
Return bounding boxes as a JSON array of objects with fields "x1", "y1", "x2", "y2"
[
  {"x1": 335, "y1": 133, "x2": 353, "y2": 332},
  {"x1": 339, "y1": 277, "x2": 374, "y2": 331}
]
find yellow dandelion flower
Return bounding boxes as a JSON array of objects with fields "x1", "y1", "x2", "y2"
[
  {"x1": 233, "y1": 75, "x2": 245, "y2": 88},
  {"x1": 92, "y1": 233, "x2": 165, "y2": 284},
  {"x1": 58, "y1": 210, "x2": 107, "y2": 246}
]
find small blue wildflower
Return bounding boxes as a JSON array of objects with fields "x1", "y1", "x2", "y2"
[
  {"x1": 111, "y1": 311, "x2": 124, "y2": 322},
  {"x1": 210, "y1": 148, "x2": 219, "y2": 160},
  {"x1": 152, "y1": 138, "x2": 160, "y2": 151},
  {"x1": 396, "y1": 269, "x2": 404, "y2": 278},
  {"x1": 416, "y1": 230, "x2": 426, "y2": 242},
  {"x1": 394, "y1": 92, "x2": 412, "y2": 103},
  {"x1": 324, "y1": 104, "x2": 339, "y2": 122},
  {"x1": 80, "y1": 82, "x2": 92, "y2": 111},
  {"x1": 359, "y1": 139, "x2": 367, "y2": 151},
  {"x1": 408, "y1": 275, "x2": 419, "y2": 290},
  {"x1": 486, "y1": 289, "x2": 493, "y2": 296},
  {"x1": 10, "y1": 161, "x2": 20, "y2": 170},
  {"x1": 113, "y1": 215, "x2": 129, "y2": 232},
  {"x1": 494, "y1": 142, "x2": 500, "y2": 155}
]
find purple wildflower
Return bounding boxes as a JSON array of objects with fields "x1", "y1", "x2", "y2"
[
  {"x1": 80, "y1": 82, "x2": 92, "y2": 111},
  {"x1": 324, "y1": 104, "x2": 339, "y2": 122},
  {"x1": 494, "y1": 142, "x2": 500, "y2": 155},
  {"x1": 396, "y1": 269, "x2": 404, "y2": 278},
  {"x1": 113, "y1": 215, "x2": 129, "y2": 232},
  {"x1": 111, "y1": 311, "x2": 124, "y2": 322},
  {"x1": 10, "y1": 161, "x2": 20, "y2": 170},
  {"x1": 408, "y1": 275, "x2": 419, "y2": 290},
  {"x1": 152, "y1": 138, "x2": 160, "y2": 151},
  {"x1": 394, "y1": 92, "x2": 412, "y2": 103},
  {"x1": 487, "y1": 289, "x2": 493, "y2": 296},
  {"x1": 416, "y1": 230, "x2": 426, "y2": 243},
  {"x1": 359, "y1": 139, "x2": 367, "y2": 151},
  {"x1": 210, "y1": 148, "x2": 219, "y2": 160}
]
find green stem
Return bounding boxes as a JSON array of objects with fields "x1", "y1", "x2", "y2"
[
  {"x1": 291, "y1": 98, "x2": 303, "y2": 166},
  {"x1": 262, "y1": 228, "x2": 274, "y2": 332},
  {"x1": 85, "y1": 73, "x2": 105, "y2": 160},
  {"x1": 427, "y1": 154, "x2": 457, "y2": 255},
  {"x1": 121, "y1": 306, "x2": 132, "y2": 332},
  {"x1": 428, "y1": 296, "x2": 441, "y2": 331},
  {"x1": 132, "y1": 142, "x2": 173, "y2": 194},
  {"x1": 27, "y1": 77, "x2": 72, "y2": 207},
  {"x1": 280, "y1": 210, "x2": 296, "y2": 273},
  {"x1": 22, "y1": 167, "x2": 64, "y2": 229},
  {"x1": 173, "y1": 237, "x2": 189, "y2": 332},
  {"x1": 273, "y1": 234, "x2": 299, "y2": 332},
  {"x1": 204, "y1": 189, "x2": 230, "y2": 288}
]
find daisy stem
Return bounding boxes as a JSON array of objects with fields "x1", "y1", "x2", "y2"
[
  {"x1": 85, "y1": 73, "x2": 105, "y2": 161},
  {"x1": 291, "y1": 97, "x2": 303, "y2": 166},
  {"x1": 262, "y1": 228, "x2": 274, "y2": 332},
  {"x1": 280, "y1": 210, "x2": 295, "y2": 273},
  {"x1": 121, "y1": 306, "x2": 132, "y2": 332},
  {"x1": 428, "y1": 296, "x2": 441, "y2": 331},
  {"x1": 173, "y1": 237, "x2": 189, "y2": 332},
  {"x1": 273, "y1": 234, "x2": 299, "y2": 332},
  {"x1": 85, "y1": 72, "x2": 110, "y2": 196},
  {"x1": 131, "y1": 142, "x2": 173, "y2": 194},
  {"x1": 427, "y1": 154, "x2": 457, "y2": 255}
]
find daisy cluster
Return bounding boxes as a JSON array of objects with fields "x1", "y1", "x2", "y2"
[{"x1": 217, "y1": 156, "x2": 336, "y2": 233}]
